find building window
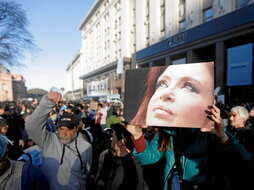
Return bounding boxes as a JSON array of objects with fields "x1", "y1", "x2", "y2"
[
  {"x1": 145, "y1": 0, "x2": 150, "y2": 46},
  {"x1": 115, "y1": 20, "x2": 117, "y2": 29},
  {"x1": 118, "y1": 31, "x2": 121, "y2": 41},
  {"x1": 236, "y1": 0, "x2": 251, "y2": 9},
  {"x1": 160, "y1": 0, "x2": 165, "y2": 39},
  {"x1": 118, "y1": 16, "x2": 121, "y2": 26},
  {"x1": 104, "y1": 0, "x2": 109, "y2": 8},
  {"x1": 104, "y1": 13, "x2": 109, "y2": 22},
  {"x1": 2, "y1": 83, "x2": 7, "y2": 91},
  {"x1": 115, "y1": 50, "x2": 118, "y2": 59},
  {"x1": 203, "y1": 7, "x2": 213, "y2": 23},
  {"x1": 118, "y1": 49, "x2": 121, "y2": 58},
  {"x1": 179, "y1": 0, "x2": 186, "y2": 19},
  {"x1": 178, "y1": 0, "x2": 186, "y2": 32},
  {"x1": 179, "y1": 20, "x2": 186, "y2": 32},
  {"x1": 114, "y1": 34, "x2": 117, "y2": 43},
  {"x1": 96, "y1": 11, "x2": 100, "y2": 18},
  {"x1": 172, "y1": 58, "x2": 186, "y2": 65}
]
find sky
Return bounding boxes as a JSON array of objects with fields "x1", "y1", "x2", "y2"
[{"x1": 11, "y1": 0, "x2": 95, "y2": 92}]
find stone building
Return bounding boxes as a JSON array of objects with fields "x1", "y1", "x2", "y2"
[
  {"x1": 67, "y1": 0, "x2": 254, "y2": 104},
  {"x1": 0, "y1": 66, "x2": 27, "y2": 101}
]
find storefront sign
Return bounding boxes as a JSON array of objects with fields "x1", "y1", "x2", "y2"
[
  {"x1": 168, "y1": 33, "x2": 187, "y2": 48},
  {"x1": 87, "y1": 78, "x2": 109, "y2": 96}
]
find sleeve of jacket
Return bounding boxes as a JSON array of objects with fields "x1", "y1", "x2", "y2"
[
  {"x1": 82, "y1": 143, "x2": 93, "y2": 178},
  {"x1": 132, "y1": 134, "x2": 164, "y2": 165},
  {"x1": 22, "y1": 161, "x2": 49, "y2": 190},
  {"x1": 25, "y1": 94, "x2": 55, "y2": 149},
  {"x1": 220, "y1": 131, "x2": 252, "y2": 161}
]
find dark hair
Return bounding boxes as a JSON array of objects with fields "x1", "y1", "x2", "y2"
[
  {"x1": 157, "y1": 129, "x2": 171, "y2": 152},
  {"x1": 111, "y1": 106, "x2": 120, "y2": 116},
  {"x1": 111, "y1": 124, "x2": 134, "y2": 151},
  {"x1": 50, "y1": 110, "x2": 57, "y2": 116}
]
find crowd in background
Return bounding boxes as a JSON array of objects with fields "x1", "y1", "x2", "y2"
[{"x1": 0, "y1": 94, "x2": 254, "y2": 190}]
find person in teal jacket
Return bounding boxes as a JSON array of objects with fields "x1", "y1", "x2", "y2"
[
  {"x1": 127, "y1": 105, "x2": 254, "y2": 190},
  {"x1": 125, "y1": 64, "x2": 254, "y2": 190}
]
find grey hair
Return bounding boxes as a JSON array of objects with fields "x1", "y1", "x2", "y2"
[{"x1": 230, "y1": 106, "x2": 249, "y2": 121}]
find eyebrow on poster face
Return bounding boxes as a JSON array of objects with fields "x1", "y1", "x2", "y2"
[{"x1": 156, "y1": 75, "x2": 202, "y2": 94}]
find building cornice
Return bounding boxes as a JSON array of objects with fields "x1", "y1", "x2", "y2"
[
  {"x1": 79, "y1": 0, "x2": 104, "y2": 30},
  {"x1": 66, "y1": 53, "x2": 81, "y2": 71},
  {"x1": 80, "y1": 60, "x2": 117, "y2": 80},
  {"x1": 79, "y1": 57, "x2": 131, "y2": 80}
]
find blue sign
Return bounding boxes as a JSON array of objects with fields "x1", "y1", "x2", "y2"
[{"x1": 227, "y1": 43, "x2": 253, "y2": 86}]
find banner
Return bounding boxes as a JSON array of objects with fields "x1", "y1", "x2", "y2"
[
  {"x1": 227, "y1": 43, "x2": 253, "y2": 86},
  {"x1": 87, "y1": 78, "x2": 109, "y2": 96},
  {"x1": 117, "y1": 57, "x2": 124, "y2": 75},
  {"x1": 124, "y1": 62, "x2": 214, "y2": 128}
]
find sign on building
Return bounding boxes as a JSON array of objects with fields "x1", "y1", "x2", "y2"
[
  {"x1": 117, "y1": 57, "x2": 124, "y2": 75},
  {"x1": 227, "y1": 43, "x2": 253, "y2": 86},
  {"x1": 87, "y1": 78, "x2": 109, "y2": 96}
]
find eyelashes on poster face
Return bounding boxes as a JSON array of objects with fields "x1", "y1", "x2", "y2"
[
  {"x1": 156, "y1": 79, "x2": 200, "y2": 94},
  {"x1": 182, "y1": 82, "x2": 200, "y2": 94},
  {"x1": 156, "y1": 80, "x2": 167, "y2": 89}
]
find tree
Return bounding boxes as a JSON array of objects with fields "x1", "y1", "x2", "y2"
[
  {"x1": 0, "y1": 0, "x2": 35, "y2": 67},
  {"x1": 27, "y1": 88, "x2": 48, "y2": 100}
]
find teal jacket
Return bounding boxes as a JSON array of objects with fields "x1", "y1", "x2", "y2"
[{"x1": 133, "y1": 129, "x2": 252, "y2": 190}]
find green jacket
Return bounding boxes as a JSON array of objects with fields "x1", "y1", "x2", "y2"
[{"x1": 106, "y1": 115, "x2": 121, "y2": 128}]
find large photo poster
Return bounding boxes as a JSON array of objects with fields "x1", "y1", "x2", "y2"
[{"x1": 124, "y1": 62, "x2": 214, "y2": 128}]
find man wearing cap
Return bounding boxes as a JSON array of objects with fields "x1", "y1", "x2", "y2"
[
  {"x1": 26, "y1": 92, "x2": 92, "y2": 190},
  {"x1": 0, "y1": 134, "x2": 49, "y2": 189}
]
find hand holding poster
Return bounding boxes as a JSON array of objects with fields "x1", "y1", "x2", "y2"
[{"x1": 124, "y1": 62, "x2": 214, "y2": 128}]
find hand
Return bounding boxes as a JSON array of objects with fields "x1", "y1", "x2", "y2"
[
  {"x1": 119, "y1": 115, "x2": 125, "y2": 122},
  {"x1": 47, "y1": 92, "x2": 62, "y2": 104},
  {"x1": 19, "y1": 139, "x2": 25, "y2": 147},
  {"x1": 208, "y1": 104, "x2": 229, "y2": 143},
  {"x1": 125, "y1": 124, "x2": 146, "y2": 140}
]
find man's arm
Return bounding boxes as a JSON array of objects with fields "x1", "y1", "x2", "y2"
[{"x1": 26, "y1": 92, "x2": 62, "y2": 148}]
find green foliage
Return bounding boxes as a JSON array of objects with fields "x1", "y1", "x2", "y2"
[{"x1": 27, "y1": 88, "x2": 48, "y2": 99}]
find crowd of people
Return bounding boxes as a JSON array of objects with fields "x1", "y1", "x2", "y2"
[{"x1": 0, "y1": 90, "x2": 254, "y2": 190}]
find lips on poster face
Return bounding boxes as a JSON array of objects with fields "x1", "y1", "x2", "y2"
[{"x1": 124, "y1": 62, "x2": 214, "y2": 128}]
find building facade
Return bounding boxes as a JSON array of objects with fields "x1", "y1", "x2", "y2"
[
  {"x1": 67, "y1": 0, "x2": 254, "y2": 104},
  {"x1": 134, "y1": 0, "x2": 254, "y2": 105},
  {"x1": 0, "y1": 66, "x2": 27, "y2": 101},
  {"x1": 66, "y1": 53, "x2": 83, "y2": 100},
  {"x1": 12, "y1": 74, "x2": 27, "y2": 101}
]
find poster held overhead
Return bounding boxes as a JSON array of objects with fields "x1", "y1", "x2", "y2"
[{"x1": 124, "y1": 62, "x2": 214, "y2": 128}]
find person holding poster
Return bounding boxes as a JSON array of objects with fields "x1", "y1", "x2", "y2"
[{"x1": 125, "y1": 62, "x2": 254, "y2": 190}]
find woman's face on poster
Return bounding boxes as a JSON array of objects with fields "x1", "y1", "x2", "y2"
[{"x1": 146, "y1": 62, "x2": 214, "y2": 128}]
